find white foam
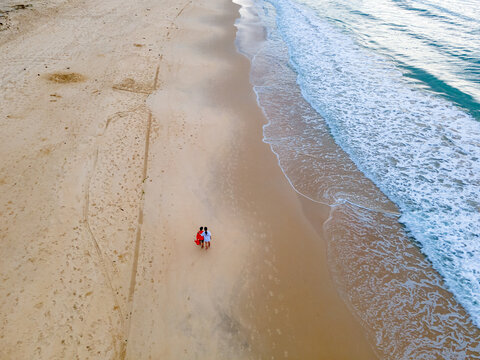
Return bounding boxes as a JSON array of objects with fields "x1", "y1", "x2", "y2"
[
  {"x1": 267, "y1": 0, "x2": 480, "y2": 327},
  {"x1": 234, "y1": 0, "x2": 480, "y2": 356}
]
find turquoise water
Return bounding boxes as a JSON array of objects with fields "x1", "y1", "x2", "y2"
[
  {"x1": 235, "y1": 0, "x2": 480, "y2": 357},
  {"x1": 298, "y1": 0, "x2": 480, "y2": 120}
]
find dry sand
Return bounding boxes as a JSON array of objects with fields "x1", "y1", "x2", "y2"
[{"x1": 0, "y1": 0, "x2": 377, "y2": 358}]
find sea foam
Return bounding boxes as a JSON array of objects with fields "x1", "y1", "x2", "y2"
[
  {"x1": 266, "y1": 0, "x2": 480, "y2": 327},
  {"x1": 235, "y1": 0, "x2": 480, "y2": 355}
]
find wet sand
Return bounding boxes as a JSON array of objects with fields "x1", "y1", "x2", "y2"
[{"x1": 0, "y1": 0, "x2": 376, "y2": 358}]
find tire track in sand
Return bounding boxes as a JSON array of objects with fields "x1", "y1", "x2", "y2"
[
  {"x1": 82, "y1": 145, "x2": 125, "y2": 326},
  {"x1": 120, "y1": 65, "x2": 160, "y2": 359},
  {"x1": 128, "y1": 65, "x2": 159, "y2": 306},
  {"x1": 120, "y1": 3, "x2": 191, "y2": 357},
  {"x1": 82, "y1": 109, "x2": 143, "y2": 350}
]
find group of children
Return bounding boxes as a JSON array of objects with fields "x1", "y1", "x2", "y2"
[{"x1": 195, "y1": 226, "x2": 212, "y2": 249}]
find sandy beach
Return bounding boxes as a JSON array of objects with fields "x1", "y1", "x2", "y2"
[{"x1": 0, "y1": 0, "x2": 379, "y2": 358}]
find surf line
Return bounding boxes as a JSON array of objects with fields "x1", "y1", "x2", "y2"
[
  {"x1": 235, "y1": 0, "x2": 400, "y2": 219},
  {"x1": 261, "y1": 127, "x2": 401, "y2": 218}
]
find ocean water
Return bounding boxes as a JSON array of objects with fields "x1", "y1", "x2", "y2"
[
  {"x1": 296, "y1": 0, "x2": 480, "y2": 120},
  {"x1": 234, "y1": 0, "x2": 480, "y2": 357}
]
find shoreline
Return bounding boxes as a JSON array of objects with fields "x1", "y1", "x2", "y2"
[
  {"x1": 1, "y1": 0, "x2": 376, "y2": 358},
  {"x1": 235, "y1": 0, "x2": 480, "y2": 357},
  {"x1": 127, "y1": 0, "x2": 377, "y2": 357}
]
